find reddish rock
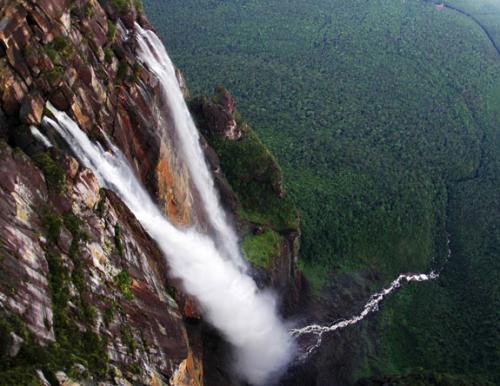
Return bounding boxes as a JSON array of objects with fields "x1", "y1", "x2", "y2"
[
  {"x1": 24, "y1": 45, "x2": 42, "y2": 76},
  {"x1": 138, "y1": 14, "x2": 154, "y2": 30},
  {"x1": 64, "y1": 66, "x2": 78, "y2": 87},
  {"x1": 33, "y1": 0, "x2": 68, "y2": 20},
  {"x1": 0, "y1": 1, "x2": 301, "y2": 384},
  {"x1": 56, "y1": 227, "x2": 73, "y2": 255},
  {"x1": 0, "y1": 5, "x2": 27, "y2": 43},
  {"x1": 19, "y1": 93, "x2": 44, "y2": 124},
  {"x1": 6, "y1": 45, "x2": 31, "y2": 83},
  {"x1": 27, "y1": 6, "x2": 53, "y2": 36},
  {"x1": 215, "y1": 85, "x2": 234, "y2": 115},
  {"x1": 180, "y1": 294, "x2": 202, "y2": 320},
  {"x1": 0, "y1": 68, "x2": 28, "y2": 115},
  {"x1": 202, "y1": 101, "x2": 241, "y2": 140},
  {"x1": 64, "y1": 155, "x2": 79, "y2": 178},
  {"x1": 0, "y1": 145, "x2": 53, "y2": 343},
  {"x1": 120, "y1": 9, "x2": 137, "y2": 30},
  {"x1": 48, "y1": 84, "x2": 73, "y2": 111},
  {"x1": 37, "y1": 51, "x2": 55, "y2": 72}
]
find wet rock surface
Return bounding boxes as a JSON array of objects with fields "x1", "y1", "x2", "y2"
[
  {"x1": 0, "y1": 0, "x2": 206, "y2": 383},
  {"x1": 0, "y1": 0, "x2": 302, "y2": 384}
]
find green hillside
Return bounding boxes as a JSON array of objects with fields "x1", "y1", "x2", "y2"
[{"x1": 143, "y1": 0, "x2": 500, "y2": 383}]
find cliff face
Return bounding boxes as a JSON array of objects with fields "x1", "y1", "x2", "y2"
[
  {"x1": 0, "y1": 1, "x2": 300, "y2": 385},
  {"x1": 190, "y1": 88, "x2": 302, "y2": 314}
]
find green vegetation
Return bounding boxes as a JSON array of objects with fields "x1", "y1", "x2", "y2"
[
  {"x1": 84, "y1": 2, "x2": 94, "y2": 18},
  {"x1": 115, "y1": 270, "x2": 134, "y2": 301},
  {"x1": 134, "y1": 0, "x2": 144, "y2": 14},
  {"x1": 120, "y1": 325, "x2": 136, "y2": 354},
  {"x1": 116, "y1": 59, "x2": 129, "y2": 81},
  {"x1": 104, "y1": 47, "x2": 113, "y2": 63},
  {"x1": 190, "y1": 98, "x2": 298, "y2": 231},
  {"x1": 42, "y1": 35, "x2": 73, "y2": 66},
  {"x1": 441, "y1": 0, "x2": 500, "y2": 51},
  {"x1": 110, "y1": 0, "x2": 129, "y2": 12},
  {"x1": 242, "y1": 229, "x2": 280, "y2": 268},
  {"x1": 189, "y1": 94, "x2": 299, "y2": 269},
  {"x1": 51, "y1": 36, "x2": 73, "y2": 61},
  {"x1": 110, "y1": 0, "x2": 143, "y2": 13},
  {"x1": 144, "y1": 0, "x2": 500, "y2": 383},
  {"x1": 131, "y1": 62, "x2": 143, "y2": 83},
  {"x1": 0, "y1": 207, "x2": 109, "y2": 385},
  {"x1": 107, "y1": 20, "x2": 117, "y2": 43},
  {"x1": 144, "y1": 0, "x2": 495, "y2": 279},
  {"x1": 103, "y1": 302, "x2": 116, "y2": 327},
  {"x1": 96, "y1": 188, "x2": 107, "y2": 217},
  {"x1": 32, "y1": 152, "x2": 66, "y2": 194},
  {"x1": 41, "y1": 209, "x2": 63, "y2": 244},
  {"x1": 357, "y1": 369, "x2": 495, "y2": 386},
  {"x1": 43, "y1": 67, "x2": 64, "y2": 85}
]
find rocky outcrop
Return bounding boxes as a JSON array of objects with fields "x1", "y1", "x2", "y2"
[
  {"x1": 0, "y1": 0, "x2": 301, "y2": 384},
  {"x1": 0, "y1": 143, "x2": 53, "y2": 343},
  {"x1": 0, "y1": 138, "x2": 200, "y2": 384},
  {"x1": 194, "y1": 86, "x2": 241, "y2": 141},
  {"x1": 0, "y1": 0, "x2": 205, "y2": 383},
  {"x1": 190, "y1": 89, "x2": 301, "y2": 313}
]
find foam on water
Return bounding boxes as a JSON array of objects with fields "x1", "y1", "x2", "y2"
[
  {"x1": 135, "y1": 24, "x2": 245, "y2": 270},
  {"x1": 44, "y1": 105, "x2": 294, "y2": 385}
]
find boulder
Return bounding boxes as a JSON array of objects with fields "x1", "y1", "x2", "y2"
[
  {"x1": 19, "y1": 93, "x2": 44, "y2": 124},
  {"x1": 202, "y1": 102, "x2": 241, "y2": 140}
]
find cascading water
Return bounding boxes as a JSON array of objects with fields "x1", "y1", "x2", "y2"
[
  {"x1": 41, "y1": 22, "x2": 452, "y2": 379},
  {"x1": 44, "y1": 105, "x2": 293, "y2": 385},
  {"x1": 291, "y1": 235, "x2": 451, "y2": 361},
  {"x1": 134, "y1": 24, "x2": 246, "y2": 270},
  {"x1": 289, "y1": 232, "x2": 452, "y2": 363},
  {"x1": 290, "y1": 271, "x2": 439, "y2": 361}
]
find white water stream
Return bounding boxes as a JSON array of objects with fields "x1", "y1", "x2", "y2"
[
  {"x1": 134, "y1": 24, "x2": 246, "y2": 270},
  {"x1": 40, "y1": 22, "x2": 452, "y2": 380},
  {"x1": 44, "y1": 105, "x2": 293, "y2": 385},
  {"x1": 290, "y1": 271, "x2": 439, "y2": 361},
  {"x1": 291, "y1": 236, "x2": 450, "y2": 361}
]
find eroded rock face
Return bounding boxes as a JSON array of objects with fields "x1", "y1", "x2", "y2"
[
  {"x1": 0, "y1": 144, "x2": 53, "y2": 343},
  {"x1": 20, "y1": 93, "x2": 45, "y2": 125},
  {"x1": 198, "y1": 87, "x2": 241, "y2": 141},
  {"x1": 0, "y1": 0, "x2": 205, "y2": 228},
  {"x1": 0, "y1": 0, "x2": 301, "y2": 384},
  {"x1": 0, "y1": 0, "x2": 205, "y2": 383},
  {"x1": 0, "y1": 141, "x2": 199, "y2": 383}
]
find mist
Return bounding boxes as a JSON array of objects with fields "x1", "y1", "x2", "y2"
[
  {"x1": 134, "y1": 24, "x2": 247, "y2": 271},
  {"x1": 44, "y1": 105, "x2": 294, "y2": 385}
]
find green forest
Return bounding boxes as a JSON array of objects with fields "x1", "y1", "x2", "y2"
[{"x1": 143, "y1": 0, "x2": 500, "y2": 384}]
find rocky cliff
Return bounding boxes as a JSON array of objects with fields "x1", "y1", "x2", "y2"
[{"x1": 0, "y1": 1, "x2": 301, "y2": 384}]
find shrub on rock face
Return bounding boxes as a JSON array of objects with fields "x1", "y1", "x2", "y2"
[
  {"x1": 32, "y1": 152, "x2": 66, "y2": 194},
  {"x1": 190, "y1": 89, "x2": 299, "y2": 231},
  {"x1": 111, "y1": 0, "x2": 129, "y2": 11},
  {"x1": 242, "y1": 229, "x2": 281, "y2": 268},
  {"x1": 115, "y1": 270, "x2": 134, "y2": 300}
]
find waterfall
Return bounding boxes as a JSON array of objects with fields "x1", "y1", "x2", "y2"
[
  {"x1": 44, "y1": 105, "x2": 293, "y2": 385},
  {"x1": 134, "y1": 24, "x2": 246, "y2": 270}
]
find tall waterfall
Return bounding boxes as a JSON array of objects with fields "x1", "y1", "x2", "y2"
[
  {"x1": 44, "y1": 105, "x2": 293, "y2": 385},
  {"x1": 134, "y1": 24, "x2": 246, "y2": 270}
]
